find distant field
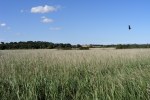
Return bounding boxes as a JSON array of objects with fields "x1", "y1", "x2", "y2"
[{"x1": 1, "y1": 48, "x2": 150, "y2": 100}]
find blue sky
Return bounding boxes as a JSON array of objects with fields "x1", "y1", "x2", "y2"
[{"x1": 0, "y1": 0, "x2": 150, "y2": 44}]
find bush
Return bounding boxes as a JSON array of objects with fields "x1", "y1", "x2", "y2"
[{"x1": 79, "y1": 47, "x2": 90, "y2": 50}]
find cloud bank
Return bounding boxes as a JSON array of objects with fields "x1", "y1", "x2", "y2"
[
  {"x1": 0, "y1": 23, "x2": 6, "y2": 27},
  {"x1": 41, "y1": 16, "x2": 54, "y2": 23},
  {"x1": 31, "y1": 5, "x2": 57, "y2": 13}
]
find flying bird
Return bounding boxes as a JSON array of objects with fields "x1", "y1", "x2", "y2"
[{"x1": 128, "y1": 25, "x2": 131, "y2": 30}]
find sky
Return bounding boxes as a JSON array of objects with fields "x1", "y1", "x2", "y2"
[{"x1": 0, "y1": 0, "x2": 150, "y2": 44}]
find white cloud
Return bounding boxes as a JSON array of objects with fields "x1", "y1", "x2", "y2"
[
  {"x1": 50, "y1": 27, "x2": 62, "y2": 31},
  {"x1": 0, "y1": 23, "x2": 6, "y2": 27},
  {"x1": 31, "y1": 5, "x2": 57, "y2": 13},
  {"x1": 0, "y1": 22, "x2": 11, "y2": 30},
  {"x1": 41, "y1": 16, "x2": 54, "y2": 23},
  {"x1": 0, "y1": 22, "x2": 11, "y2": 32}
]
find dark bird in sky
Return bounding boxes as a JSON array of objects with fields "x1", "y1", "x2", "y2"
[{"x1": 128, "y1": 25, "x2": 131, "y2": 30}]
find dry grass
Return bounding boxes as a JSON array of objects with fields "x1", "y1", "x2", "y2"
[{"x1": 1, "y1": 48, "x2": 150, "y2": 100}]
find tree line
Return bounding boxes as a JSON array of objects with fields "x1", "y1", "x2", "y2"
[
  {"x1": 0, "y1": 41, "x2": 72, "y2": 50},
  {"x1": 0, "y1": 41, "x2": 89, "y2": 50},
  {"x1": 115, "y1": 44, "x2": 150, "y2": 49},
  {"x1": 90, "y1": 44, "x2": 150, "y2": 49},
  {"x1": 1, "y1": 41, "x2": 150, "y2": 50}
]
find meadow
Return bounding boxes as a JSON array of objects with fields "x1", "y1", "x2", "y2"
[{"x1": 1, "y1": 48, "x2": 150, "y2": 100}]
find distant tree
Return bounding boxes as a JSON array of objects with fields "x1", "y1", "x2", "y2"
[
  {"x1": 77, "y1": 44, "x2": 82, "y2": 48},
  {"x1": 0, "y1": 42, "x2": 6, "y2": 50},
  {"x1": 79, "y1": 47, "x2": 90, "y2": 50},
  {"x1": 116, "y1": 44, "x2": 123, "y2": 49}
]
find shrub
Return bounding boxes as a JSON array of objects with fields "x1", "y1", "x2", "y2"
[{"x1": 79, "y1": 47, "x2": 90, "y2": 50}]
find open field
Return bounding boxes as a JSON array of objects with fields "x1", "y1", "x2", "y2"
[{"x1": 1, "y1": 48, "x2": 150, "y2": 100}]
